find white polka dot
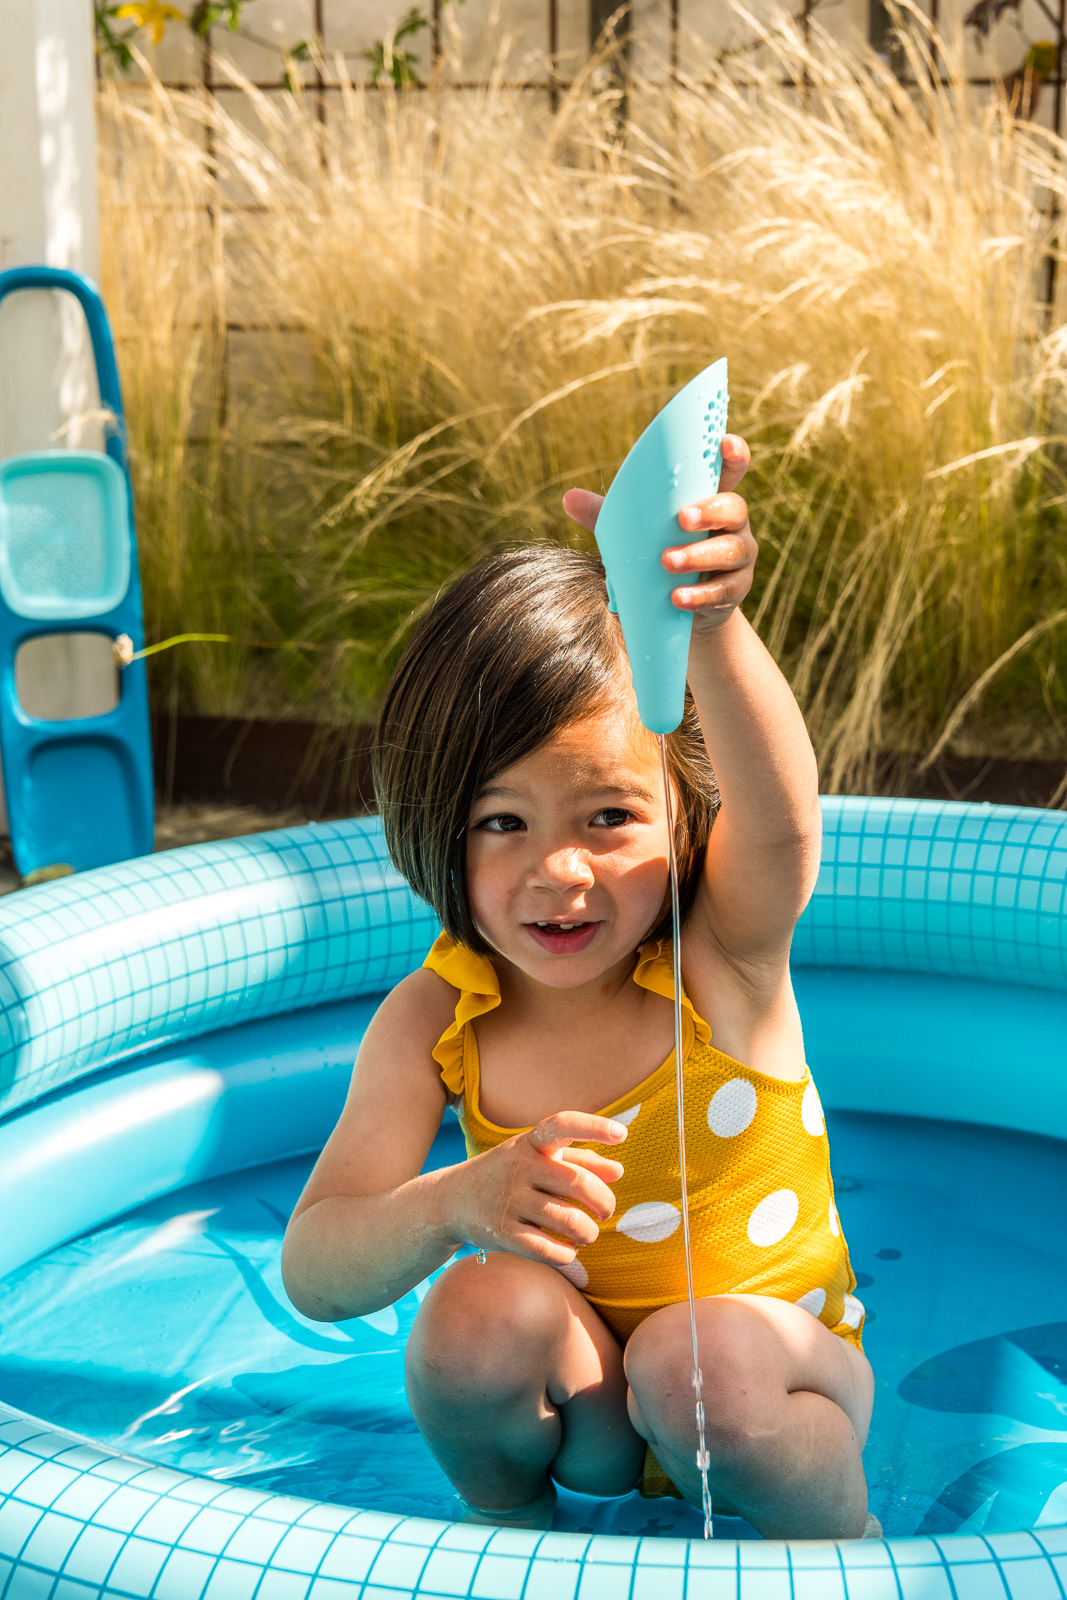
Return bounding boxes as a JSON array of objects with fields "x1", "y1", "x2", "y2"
[
  {"x1": 555, "y1": 1258, "x2": 589, "y2": 1289},
  {"x1": 707, "y1": 1078, "x2": 757, "y2": 1138},
  {"x1": 746, "y1": 1189, "x2": 799, "y2": 1247},
  {"x1": 801, "y1": 1081, "x2": 824, "y2": 1136},
  {"x1": 614, "y1": 1104, "x2": 641, "y2": 1126},
  {"x1": 839, "y1": 1294, "x2": 865, "y2": 1330},
  {"x1": 828, "y1": 1201, "x2": 839, "y2": 1236},
  {"x1": 616, "y1": 1201, "x2": 681, "y2": 1243},
  {"x1": 795, "y1": 1287, "x2": 827, "y2": 1319}
]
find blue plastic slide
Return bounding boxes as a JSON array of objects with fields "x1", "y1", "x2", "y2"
[{"x1": 0, "y1": 266, "x2": 153, "y2": 876}]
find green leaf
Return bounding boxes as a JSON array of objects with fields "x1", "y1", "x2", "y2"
[
  {"x1": 94, "y1": 2, "x2": 139, "y2": 73},
  {"x1": 363, "y1": 6, "x2": 429, "y2": 88},
  {"x1": 188, "y1": 1, "x2": 246, "y2": 37}
]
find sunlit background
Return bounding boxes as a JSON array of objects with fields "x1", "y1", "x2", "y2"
[{"x1": 39, "y1": 1, "x2": 1067, "y2": 806}]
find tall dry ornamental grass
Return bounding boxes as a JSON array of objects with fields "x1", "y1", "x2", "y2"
[{"x1": 99, "y1": 5, "x2": 1067, "y2": 794}]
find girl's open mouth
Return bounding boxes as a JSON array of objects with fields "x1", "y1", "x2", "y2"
[{"x1": 525, "y1": 920, "x2": 599, "y2": 953}]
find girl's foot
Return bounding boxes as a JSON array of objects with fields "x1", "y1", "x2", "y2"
[{"x1": 459, "y1": 1484, "x2": 556, "y2": 1531}]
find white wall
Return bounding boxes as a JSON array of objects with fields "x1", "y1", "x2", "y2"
[
  {"x1": 0, "y1": 0, "x2": 102, "y2": 453},
  {"x1": 0, "y1": 0, "x2": 107, "y2": 837}
]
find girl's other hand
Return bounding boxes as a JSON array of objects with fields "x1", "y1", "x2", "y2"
[
  {"x1": 448, "y1": 1111, "x2": 627, "y2": 1266},
  {"x1": 562, "y1": 434, "x2": 756, "y2": 633}
]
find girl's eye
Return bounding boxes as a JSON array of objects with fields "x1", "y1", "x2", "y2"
[
  {"x1": 591, "y1": 808, "x2": 632, "y2": 828},
  {"x1": 478, "y1": 813, "x2": 525, "y2": 834}
]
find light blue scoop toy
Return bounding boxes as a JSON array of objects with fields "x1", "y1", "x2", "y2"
[{"x1": 593, "y1": 358, "x2": 729, "y2": 734}]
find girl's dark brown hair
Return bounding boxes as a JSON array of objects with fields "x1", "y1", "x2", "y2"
[{"x1": 373, "y1": 545, "x2": 718, "y2": 954}]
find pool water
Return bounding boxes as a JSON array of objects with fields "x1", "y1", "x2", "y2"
[{"x1": 1, "y1": 1110, "x2": 1066, "y2": 1542}]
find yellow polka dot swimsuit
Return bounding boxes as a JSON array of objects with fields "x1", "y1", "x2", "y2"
[{"x1": 424, "y1": 932, "x2": 864, "y2": 1495}]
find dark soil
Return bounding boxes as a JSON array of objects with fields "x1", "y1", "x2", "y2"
[
  {"x1": 877, "y1": 752, "x2": 1067, "y2": 811},
  {"x1": 152, "y1": 713, "x2": 1067, "y2": 820},
  {"x1": 151, "y1": 713, "x2": 375, "y2": 819}
]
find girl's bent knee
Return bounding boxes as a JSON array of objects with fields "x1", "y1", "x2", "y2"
[
  {"x1": 624, "y1": 1300, "x2": 722, "y2": 1392},
  {"x1": 624, "y1": 1302, "x2": 768, "y2": 1451},
  {"x1": 408, "y1": 1253, "x2": 571, "y2": 1385}
]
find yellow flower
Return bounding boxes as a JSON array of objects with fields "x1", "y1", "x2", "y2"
[{"x1": 115, "y1": 3, "x2": 186, "y2": 46}]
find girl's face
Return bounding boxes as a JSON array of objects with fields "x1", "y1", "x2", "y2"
[{"x1": 466, "y1": 700, "x2": 672, "y2": 989}]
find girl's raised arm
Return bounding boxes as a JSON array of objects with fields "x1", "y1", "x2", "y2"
[
  {"x1": 563, "y1": 436, "x2": 820, "y2": 984},
  {"x1": 657, "y1": 439, "x2": 821, "y2": 968}
]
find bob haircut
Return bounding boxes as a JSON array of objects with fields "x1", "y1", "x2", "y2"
[{"x1": 373, "y1": 545, "x2": 718, "y2": 955}]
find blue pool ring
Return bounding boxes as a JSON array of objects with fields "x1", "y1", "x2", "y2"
[{"x1": 0, "y1": 799, "x2": 1066, "y2": 1598}]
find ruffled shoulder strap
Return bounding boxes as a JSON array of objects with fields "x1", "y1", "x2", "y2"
[
  {"x1": 633, "y1": 939, "x2": 712, "y2": 1045},
  {"x1": 422, "y1": 932, "x2": 501, "y2": 1096}
]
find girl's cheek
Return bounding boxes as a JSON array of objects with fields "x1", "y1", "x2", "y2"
[
  {"x1": 467, "y1": 850, "x2": 509, "y2": 918},
  {"x1": 619, "y1": 850, "x2": 670, "y2": 894}
]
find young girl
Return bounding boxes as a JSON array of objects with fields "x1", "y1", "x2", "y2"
[{"x1": 281, "y1": 437, "x2": 876, "y2": 1541}]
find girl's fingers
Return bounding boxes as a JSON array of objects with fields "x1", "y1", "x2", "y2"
[
  {"x1": 556, "y1": 1146, "x2": 625, "y2": 1183},
  {"x1": 536, "y1": 1164, "x2": 618, "y2": 1221},
  {"x1": 662, "y1": 491, "x2": 757, "y2": 622},
  {"x1": 533, "y1": 1199, "x2": 602, "y2": 1246},
  {"x1": 530, "y1": 1111, "x2": 628, "y2": 1155},
  {"x1": 562, "y1": 487, "x2": 604, "y2": 532},
  {"x1": 671, "y1": 577, "x2": 749, "y2": 613},
  {"x1": 503, "y1": 1201, "x2": 599, "y2": 1253},
  {"x1": 717, "y1": 434, "x2": 750, "y2": 494},
  {"x1": 675, "y1": 491, "x2": 749, "y2": 538},
  {"x1": 509, "y1": 1227, "x2": 589, "y2": 1266},
  {"x1": 531, "y1": 1139, "x2": 620, "y2": 1203},
  {"x1": 662, "y1": 532, "x2": 752, "y2": 575}
]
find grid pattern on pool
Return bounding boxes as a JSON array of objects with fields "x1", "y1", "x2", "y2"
[
  {"x1": 2, "y1": 1407, "x2": 1066, "y2": 1600},
  {"x1": 0, "y1": 817, "x2": 438, "y2": 1119},
  {"x1": 4, "y1": 798, "x2": 1067, "y2": 1596},
  {"x1": 795, "y1": 798, "x2": 1067, "y2": 990},
  {"x1": 4, "y1": 798, "x2": 1067, "y2": 1124}
]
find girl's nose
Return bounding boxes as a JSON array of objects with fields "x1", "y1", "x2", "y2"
[{"x1": 530, "y1": 847, "x2": 594, "y2": 892}]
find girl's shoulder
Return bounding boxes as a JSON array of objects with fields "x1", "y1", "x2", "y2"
[
  {"x1": 372, "y1": 966, "x2": 459, "y2": 1053},
  {"x1": 364, "y1": 936, "x2": 497, "y2": 1092}
]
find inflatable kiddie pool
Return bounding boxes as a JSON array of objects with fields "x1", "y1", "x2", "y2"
[{"x1": 0, "y1": 797, "x2": 1066, "y2": 1599}]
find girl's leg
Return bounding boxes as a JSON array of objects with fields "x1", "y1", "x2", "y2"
[
  {"x1": 624, "y1": 1293, "x2": 875, "y2": 1540},
  {"x1": 406, "y1": 1252, "x2": 645, "y2": 1525}
]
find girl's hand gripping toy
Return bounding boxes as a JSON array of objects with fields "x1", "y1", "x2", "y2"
[
  {"x1": 593, "y1": 358, "x2": 730, "y2": 735},
  {"x1": 593, "y1": 358, "x2": 729, "y2": 1538}
]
